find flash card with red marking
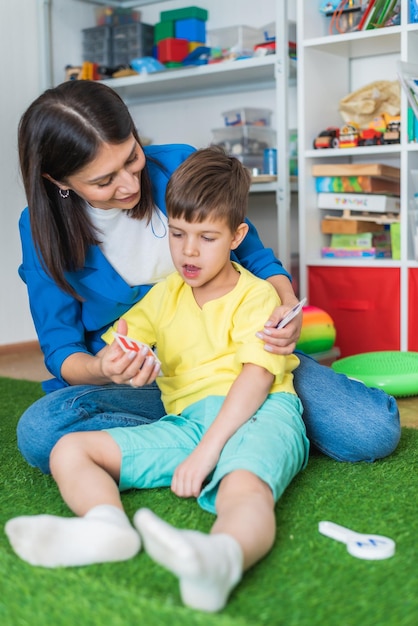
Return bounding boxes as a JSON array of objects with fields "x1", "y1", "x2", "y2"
[{"x1": 112, "y1": 331, "x2": 162, "y2": 370}]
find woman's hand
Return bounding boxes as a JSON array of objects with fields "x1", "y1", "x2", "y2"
[
  {"x1": 256, "y1": 303, "x2": 303, "y2": 355},
  {"x1": 61, "y1": 318, "x2": 160, "y2": 386},
  {"x1": 99, "y1": 318, "x2": 161, "y2": 387}
]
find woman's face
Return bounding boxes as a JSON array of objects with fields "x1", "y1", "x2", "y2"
[{"x1": 63, "y1": 136, "x2": 146, "y2": 210}]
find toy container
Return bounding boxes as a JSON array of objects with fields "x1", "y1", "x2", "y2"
[
  {"x1": 207, "y1": 25, "x2": 264, "y2": 54},
  {"x1": 82, "y1": 25, "x2": 113, "y2": 66},
  {"x1": 222, "y1": 107, "x2": 272, "y2": 127},
  {"x1": 235, "y1": 154, "x2": 264, "y2": 173},
  {"x1": 211, "y1": 126, "x2": 276, "y2": 156},
  {"x1": 113, "y1": 22, "x2": 154, "y2": 66},
  {"x1": 95, "y1": 7, "x2": 141, "y2": 26}
]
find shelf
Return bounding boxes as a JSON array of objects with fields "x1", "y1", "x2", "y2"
[
  {"x1": 305, "y1": 144, "x2": 402, "y2": 159},
  {"x1": 306, "y1": 258, "x2": 402, "y2": 269},
  {"x1": 297, "y1": 0, "x2": 413, "y2": 352},
  {"x1": 76, "y1": 0, "x2": 295, "y2": 267},
  {"x1": 79, "y1": 0, "x2": 164, "y2": 8},
  {"x1": 303, "y1": 25, "x2": 401, "y2": 58},
  {"x1": 250, "y1": 177, "x2": 298, "y2": 194},
  {"x1": 101, "y1": 55, "x2": 279, "y2": 104}
]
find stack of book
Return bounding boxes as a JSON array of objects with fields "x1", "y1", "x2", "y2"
[
  {"x1": 321, "y1": 231, "x2": 393, "y2": 259},
  {"x1": 312, "y1": 162, "x2": 401, "y2": 259}
]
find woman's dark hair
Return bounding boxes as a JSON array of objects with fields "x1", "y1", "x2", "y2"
[
  {"x1": 18, "y1": 80, "x2": 155, "y2": 297},
  {"x1": 166, "y1": 145, "x2": 251, "y2": 231}
]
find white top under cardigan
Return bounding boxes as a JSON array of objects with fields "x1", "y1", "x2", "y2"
[{"x1": 86, "y1": 204, "x2": 174, "y2": 287}]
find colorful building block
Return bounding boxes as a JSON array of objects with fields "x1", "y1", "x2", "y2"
[
  {"x1": 188, "y1": 41, "x2": 203, "y2": 52},
  {"x1": 154, "y1": 20, "x2": 174, "y2": 43},
  {"x1": 175, "y1": 18, "x2": 206, "y2": 43},
  {"x1": 157, "y1": 38, "x2": 189, "y2": 63},
  {"x1": 160, "y1": 6, "x2": 208, "y2": 23}
]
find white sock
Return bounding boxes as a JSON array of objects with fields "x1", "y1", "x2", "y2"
[
  {"x1": 133, "y1": 508, "x2": 243, "y2": 612},
  {"x1": 5, "y1": 505, "x2": 141, "y2": 568}
]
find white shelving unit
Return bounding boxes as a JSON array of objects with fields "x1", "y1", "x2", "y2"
[
  {"x1": 52, "y1": 0, "x2": 296, "y2": 270},
  {"x1": 297, "y1": 0, "x2": 418, "y2": 356}
]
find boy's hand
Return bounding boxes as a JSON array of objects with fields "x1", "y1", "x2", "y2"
[{"x1": 171, "y1": 444, "x2": 221, "y2": 498}]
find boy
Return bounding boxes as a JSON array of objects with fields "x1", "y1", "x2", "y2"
[{"x1": 6, "y1": 147, "x2": 309, "y2": 613}]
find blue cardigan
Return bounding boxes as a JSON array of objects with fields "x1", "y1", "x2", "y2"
[{"x1": 19, "y1": 144, "x2": 290, "y2": 391}]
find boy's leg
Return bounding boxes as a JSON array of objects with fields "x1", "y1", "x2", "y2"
[
  {"x1": 5, "y1": 431, "x2": 140, "y2": 567},
  {"x1": 134, "y1": 470, "x2": 273, "y2": 613}
]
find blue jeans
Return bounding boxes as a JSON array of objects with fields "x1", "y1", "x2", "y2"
[{"x1": 17, "y1": 353, "x2": 400, "y2": 474}]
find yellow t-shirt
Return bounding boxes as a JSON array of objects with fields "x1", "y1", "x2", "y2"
[{"x1": 102, "y1": 263, "x2": 299, "y2": 415}]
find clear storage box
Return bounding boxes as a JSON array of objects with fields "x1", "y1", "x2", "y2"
[
  {"x1": 207, "y1": 25, "x2": 264, "y2": 54},
  {"x1": 211, "y1": 126, "x2": 276, "y2": 156},
  {"x1": 222, "y1": 107, "x2": 272, "y2": 127}
]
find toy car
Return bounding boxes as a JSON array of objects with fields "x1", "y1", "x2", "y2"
[
  {"x1": 382, "y1": 120, "x2": 401, "y2": 144},
  {"x1": 358, "y1": 128, "x2": 383, "y2": 146},
  {"x1": 339, "y1": 123, "x2": 359, "y2": 148},
  {"x1": 313, "y1": 127, "x2": 340, "y2": 149}
]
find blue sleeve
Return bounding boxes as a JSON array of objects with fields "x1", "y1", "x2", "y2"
[
  {"x1": 18, "y1": 210, "x2": 91, "y2": 385},
  {"x1": 231, "y1": 218, "x2": 291, "y2": 281}
]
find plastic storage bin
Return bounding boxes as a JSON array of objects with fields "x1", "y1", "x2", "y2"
[
  {"x1": 211, "y1": 126, "x2": 276, "y2": 156},
  {"x1": 207, "y1": 25, "x2": 264, "y2": 54},
  {"x1": 222, "y1": 107, "x2": 272, "y2": 127},
  {"x1": 82, "y1": 25, "x2": 113, "y2": 66},
  {"x1": 308, "y1": 266, "x2": 400, "y2": 356},
  {"x1": 113, "y1": 22, "x2": 154, "y2": 66}
]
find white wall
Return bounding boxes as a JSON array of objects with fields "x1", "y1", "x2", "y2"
[
  {"x1": 1, "y1": 0, "x2": 297, "y2": 347},
  {"x1": 0, "y1": 0, "x2": 47, "y2": 345}
]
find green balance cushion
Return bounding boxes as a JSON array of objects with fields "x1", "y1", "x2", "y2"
[{"x1": 331, "y1": 351, "x2": 418, "y2": 397}]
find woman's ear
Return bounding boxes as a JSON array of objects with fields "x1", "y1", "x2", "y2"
[
  {"x1": 42, "y1": 173, "x2": 69, "y2": 193},
  {"x1": 230, "y1": 222, "x2": 249, "y2": 250}
]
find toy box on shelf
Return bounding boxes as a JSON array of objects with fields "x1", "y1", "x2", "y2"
[
  {"x1": 207, "y1": 25, "x2": 264, "y2": 58},
  {"x1": 211, "y1": 105, "x2": 277, "y2": 178},
  {"x1": 82, "y1": 21, "x2": 154, "y2": 68},
  {"x1": 222, "y1": 107, "x2": 272, "y2": 127},
  {"x1": 211, "y1": 126, "x2": 276, "y2": 174},
  {"x1": 95, "y1": 6, "x2": 141, "y2": 26}
]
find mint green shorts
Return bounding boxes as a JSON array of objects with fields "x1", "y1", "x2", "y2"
[{"x1": 106, "y1": 393, "x2": 309, "y2": 515}]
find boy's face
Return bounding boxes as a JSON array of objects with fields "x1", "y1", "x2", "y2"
[{"x1": 168, "y1": 215, "x2": 248, "y2": 289}]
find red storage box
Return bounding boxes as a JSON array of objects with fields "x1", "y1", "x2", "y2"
[
  {"x1": 308, "y1": 266, "x2": 400, "y2": 357},
  {"x1": 408, "y1": 269, "x2": 418, "y2": 351}
]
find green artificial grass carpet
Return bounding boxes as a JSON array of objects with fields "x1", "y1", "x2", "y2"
[{"x1": 0, "y1": 376, "x2": 417, "y2": 626}]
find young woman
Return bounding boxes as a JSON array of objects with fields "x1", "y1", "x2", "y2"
[{"x1": 16, "y1": 80, "x2": 400, "y2": 474}]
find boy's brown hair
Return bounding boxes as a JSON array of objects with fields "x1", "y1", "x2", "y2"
[{"x1": 166, "y1": 145, "x2": 251, "y2": 232}]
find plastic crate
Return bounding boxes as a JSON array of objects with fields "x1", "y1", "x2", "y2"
[
  {"x1": 222, "y1": 107, "x2": 272, "y2": 127},
  {"x1": 113, "y1": 22, "x2": 154, "y2": 66},
  {"x1": 207, "y1": 25, "x2": 264, "y2": 54},
  {"x1": 211, "y1": 126, "x2": 276, "y2": 156},
  {"x1": 82, "y1": 25, "x2": 113, "y2": 66}
]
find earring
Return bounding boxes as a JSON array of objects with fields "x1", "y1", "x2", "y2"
[{"x1": 59, "y1": 188, "x2": 70, "y2": 199}]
